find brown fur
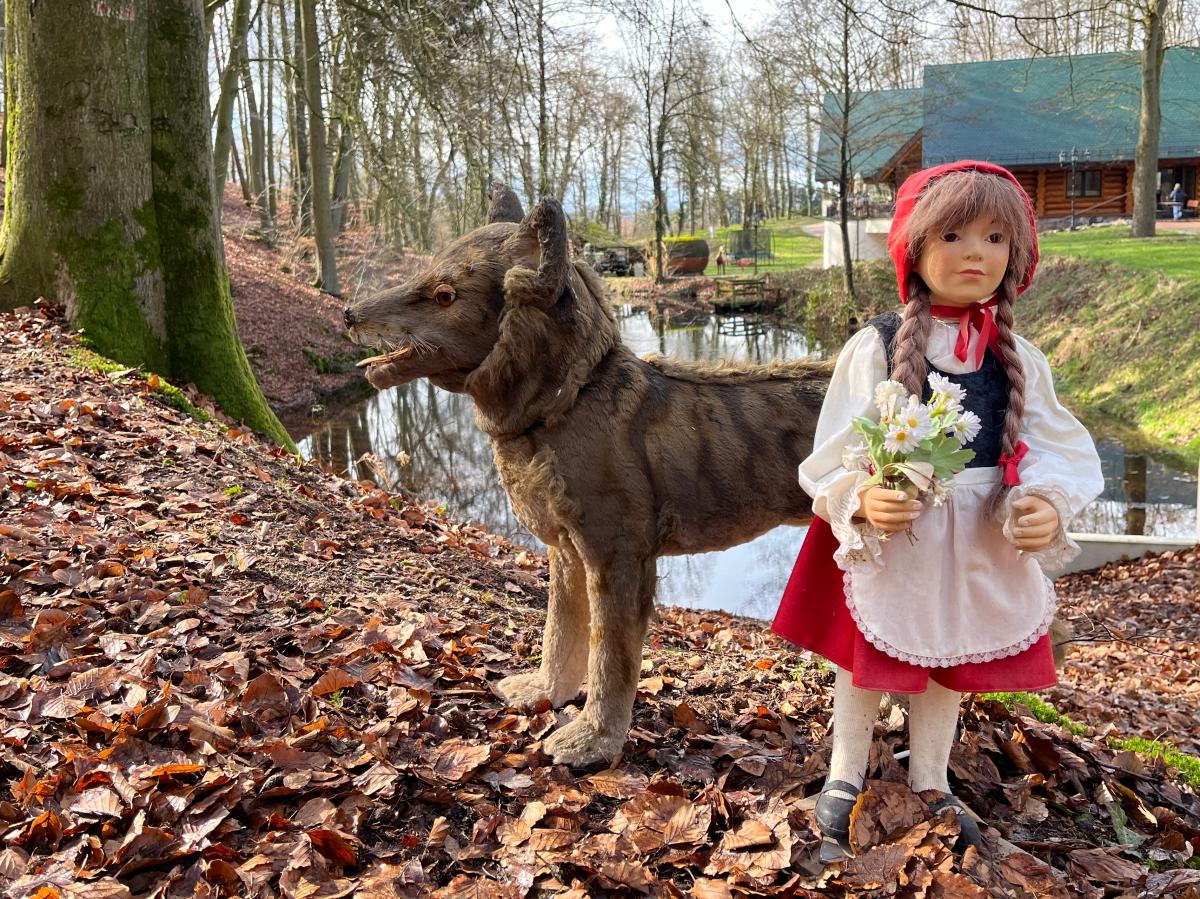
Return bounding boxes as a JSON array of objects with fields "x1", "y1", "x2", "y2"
[{"x1": 345, "y1": 188, "x2": 830, "y2": 765}]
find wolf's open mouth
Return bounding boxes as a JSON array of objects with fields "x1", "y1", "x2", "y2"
[{"x1": 356, "y1": 345, "x2": 414, "y2": 368}]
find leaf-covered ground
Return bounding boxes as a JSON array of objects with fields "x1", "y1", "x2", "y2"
[{"x1": 2, "y1": 305, "x2": 1199, "y2": 898}]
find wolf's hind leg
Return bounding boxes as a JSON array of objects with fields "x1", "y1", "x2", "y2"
[
  {"x1": 496, "y1": 544, "x2": 590, "y2": 708},
  {"x1": 542, "y1": 555, "x2": 655, "y2": 766}
]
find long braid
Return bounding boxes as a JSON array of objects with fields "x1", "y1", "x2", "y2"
[
  {"x1": 988, "y1": 274, "x2": 1026, "y2": 514},
  {"x1": 891, "y1": 277, "x2": 932, "y2": 396}
]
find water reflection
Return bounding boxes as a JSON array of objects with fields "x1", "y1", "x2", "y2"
[{"x1": 295, "y1": 307, "x2": 1197, "y2": 615}]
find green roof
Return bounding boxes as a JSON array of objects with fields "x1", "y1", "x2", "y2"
[
  {"x1": 815, "y1": 88, "x2": 923, "y2": 181},
  {"x1": 922, "y1": 47, "x2": 1200, "y2": 166}
]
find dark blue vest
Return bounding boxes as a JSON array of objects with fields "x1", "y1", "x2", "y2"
[{"x1": 868, "y1": 312, "x2": 1008, "y2": 469}]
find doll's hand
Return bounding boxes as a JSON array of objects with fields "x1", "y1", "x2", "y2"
[
  {"x1": 857, "y1": 485, "x2": 923, "y2": 533},
  {"x1": 1008, "y1": 495, "x2": 1060, "y2": 552}
]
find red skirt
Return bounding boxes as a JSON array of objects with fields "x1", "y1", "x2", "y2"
[{"x1": 772, "y1": 517, "x2": 1057, "y2": 694}]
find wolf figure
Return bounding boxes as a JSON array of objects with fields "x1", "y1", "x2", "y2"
[{"x1": 344, "y1": 185, "x2": 829, "y2": 765}]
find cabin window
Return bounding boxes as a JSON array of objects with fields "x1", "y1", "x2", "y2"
[{"x1": 1067, "y1": 169, "x2": 1102, "y2": 198}]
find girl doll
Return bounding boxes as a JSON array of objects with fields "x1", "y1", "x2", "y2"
[{"x1": 773, "y1": 160, "x2": 1103, "y2": 857}]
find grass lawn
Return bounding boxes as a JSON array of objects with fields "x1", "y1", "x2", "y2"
[
  {"x1": 1039, "y1": 225, "x2": 1200, "y2": 280},
  {"x1": 673, "y1": 216, "x2": 823, "y2": 276}
]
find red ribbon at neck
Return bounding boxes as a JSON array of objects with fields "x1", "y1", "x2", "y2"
[
  {"x1": 998, "y1": 440, "x2": 1029, "y2": 486},
  {"x1": 928, "y1": 297, "x2": 1001, "y2": 368}
]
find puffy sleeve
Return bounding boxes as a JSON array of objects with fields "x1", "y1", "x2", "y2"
[
  {"x1": 799, "y1": 326, "x2": 889, "y2": 569},
  {"x1": 1001, "y1": 335, "x2": 1105, "y2": 571}
]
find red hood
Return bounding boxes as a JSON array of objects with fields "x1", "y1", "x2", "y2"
[{"x1": 887, "y1": 160, "x2": 1039, "y2": 304}]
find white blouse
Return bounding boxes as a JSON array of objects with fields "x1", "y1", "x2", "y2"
[{"x1": 799, "y1": 317, "x2": 1105, "y2": 573}]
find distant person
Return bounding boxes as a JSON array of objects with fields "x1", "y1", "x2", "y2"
[
  {"x1": 715, "y1": 246, "x2": 727, "y2": 275},
  {"x1": 1168, "y1": 183, "x2": 1187, "y2": 220}
]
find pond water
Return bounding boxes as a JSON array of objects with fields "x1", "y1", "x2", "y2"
[{"x1": 294, "y1": 306, "x2": 1198, "y2": 621}]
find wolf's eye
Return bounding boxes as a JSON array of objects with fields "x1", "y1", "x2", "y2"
[{"x1": 433, "y1": 284, "x2": 456, "y2": 307}]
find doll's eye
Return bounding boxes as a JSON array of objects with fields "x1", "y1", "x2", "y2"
[
  {"x1": 941, "y1": 232, "x2": 958, "y2": 242},
  {"x1": 987, "y1": 233, "x2": 1006, "y2": 243}
]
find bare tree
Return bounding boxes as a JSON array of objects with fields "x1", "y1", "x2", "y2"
[
  {"x1": 614, "y1": 0, "x2": 710, "y2": 283},
  {"x1": 299, "y1": 0, "x2": 340, "y2": 292}
]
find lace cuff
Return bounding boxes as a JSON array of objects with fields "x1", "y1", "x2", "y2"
[
  {"x1": 1001, "y1": 483, "x2": 1080, "y2": 572},
  {"x1": 823, "y1": 470, "x2": 887, "y2": 571}
]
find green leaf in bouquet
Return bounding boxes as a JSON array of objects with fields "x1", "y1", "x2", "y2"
[
  {"x1": 907, "y1": 435, "x2": 975, "y2": 479},
  {"x1": 851, "y1": 416, "x2": 887, "y2": 459}
]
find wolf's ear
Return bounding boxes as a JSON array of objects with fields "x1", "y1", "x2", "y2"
[
  {"x1": 500, "y1": 197, "x2": 569, "y2": 310},
  {"x1": 486, "y1": 181, "x2": 525, "y2": 224}
]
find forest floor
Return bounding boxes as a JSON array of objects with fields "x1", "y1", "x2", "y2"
[{"x1": 2, "y1": 302, "x2": 1199, "y2": 897}]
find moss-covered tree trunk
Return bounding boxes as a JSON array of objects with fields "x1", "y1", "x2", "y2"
[
  {"x1": 0, "y1": 0, "x2": 292, "y2": 449},
  {"x1": 0, "y1": 0, "x2": 168, "y2": 371},
  {"x1": 148, "y1": 0, "x2": 292, "y2": 447}
]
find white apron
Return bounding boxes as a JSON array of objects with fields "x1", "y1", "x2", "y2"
[{"x1": 843, "y1": 467, "x2": 1056, "y2": 668}]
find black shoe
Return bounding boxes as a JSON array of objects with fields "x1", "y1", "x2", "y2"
[
  {"x1": 814, "y1": 779, "x2": 862, "y2": 842},
  {"x1": 924, "y1": 791, "x2": 983, "y2": 853}
]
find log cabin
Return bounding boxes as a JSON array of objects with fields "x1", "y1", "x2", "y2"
[{"x1": 818, "y1": 47, "x2": 1200, "y2": 223}]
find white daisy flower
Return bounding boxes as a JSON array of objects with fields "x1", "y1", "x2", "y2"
[
  {"x1": 895, "y1": 398, "x2": 932, "y2": 442},
  {"x1": 927, "y1": 372, "x2": 966, "y2": 411},
  {"x1": 842, "y1": 441, "x2": 872, "y2": 471},
  {"x1": 884, "y1": 424, "x2": 921, "y2": 454},
  {"x1": 874, "y1": 380, "x2": 907, "y2": 416},
  {"x1": 950, "y1": 410, "x2": 982, "y2": 445}
]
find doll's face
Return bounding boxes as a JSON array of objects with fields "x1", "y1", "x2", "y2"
[{"x1": 915, "y1": 215, "x2": 1010, "y2": 308}]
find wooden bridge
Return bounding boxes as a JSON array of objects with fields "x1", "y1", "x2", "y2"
[{"x1": 711, "y1": 275, "x2": 775, "y2": 313}]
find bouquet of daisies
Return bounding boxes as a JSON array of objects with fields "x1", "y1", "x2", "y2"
[{"x1": 845, "y1": 373, "x2": 980, "y2": 515}]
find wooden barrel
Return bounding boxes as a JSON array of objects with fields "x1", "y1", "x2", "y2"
[{"x1": 662, "y1": 238, "x2": 710, "y2": 275}]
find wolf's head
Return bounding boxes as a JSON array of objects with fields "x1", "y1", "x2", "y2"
[{"x1": 343, "y1": 184, "x2": 574, "y2": 395}]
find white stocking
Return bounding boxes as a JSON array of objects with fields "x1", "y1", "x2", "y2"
[
  {"x1": 907, "y1": 680, "x2": 962, "y2": 794},
  {"x1": 826, "y1": 667, "x2": 880, "y2": 788}
]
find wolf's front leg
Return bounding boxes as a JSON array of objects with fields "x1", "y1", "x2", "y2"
[
  {"x1": 496, "y1": 544, "x2": 590, "y2": 708},
  {"x1": 542, "y1": 557, "x2": 655, "y2": 766}
]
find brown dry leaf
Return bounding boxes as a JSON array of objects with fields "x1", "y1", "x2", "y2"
[
  {"x1": 188, "y1": 717, "x2": 237, "y2": 751},
  {"x1": 70, "y1": 787, "x2": 124, "y2": 818},
  {"x1": 0, "y1": 846, "x2": 29, "y2": 879},
  {"x1": 690, "y1": 879, "x2": 733, "y2": 899},
  {"x1": 720, "y1": 818, "x2": 774, "y2": 851},
  {"x1": 848, "y1": 781, "x2": 929, "y2": 854},
  {"x1": 430, "y1": 739, "x2": 491, "y2": 782},
  {"x1": 434, "y1": 875, "x2": 523, "y2": 898},
  {"x1": 585, "y1": 768, "x2": 649, "y2": 799},
  {"x1": 524, "y1": 829, "x2": 577, "y2": 851},
  {"x1": 243, "y1": 671, "x2": 291, "y2": 718},
  {"x1": 0, "y1": 589, "x2": 23, "y2": 617},
  {"x1": 637, "y1": 675, "x2": 665, "y2": 695},
  {"x1": 308, "y1": 828, "x2": 359, "y2": 867},
  {"x1": 659, "y1": 799, "x2": 711, "y2": 846},
  {"x1": 998, "y1": 851, "x2": 1066, "y2": 894},
  {"x1": 312, "y1": 667, "x2": 359, "y2": 697},
  {"x1": 63, "y1": 881, "x2": 135, "y2": 898},
  {"x1": 40, "y1": 692, "x2": 86, "y2": 719},
  {"x1": 672, "y1": 701, "x2": 711, "y2": 734},
  {"x1": 598, "y1": 859, "x2": 656, "y2": 893},
  {"x1": 927, "y1": 869, "x2": 988, "y2": 897},
  {"x1": 838, "y1": 842, "x2": 912, "y2": 890},
  {"x1": 1067, "y1": 847, "x2": 1146, "y2": 885}
]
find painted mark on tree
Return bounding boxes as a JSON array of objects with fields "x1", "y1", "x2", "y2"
[{"x1": 92, "y1": 2, "x2": 135, "y2": 20}]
